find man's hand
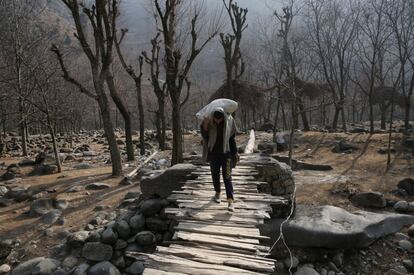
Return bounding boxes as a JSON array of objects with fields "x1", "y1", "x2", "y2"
[
  {"x1": 202, "y1": 117, "x2": 210, "y2": 131},
  {"x1": 235, "y1": 153, "x2": 240, "y2": 163}
]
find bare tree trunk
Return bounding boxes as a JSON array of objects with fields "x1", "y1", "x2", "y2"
[
  {"x1": 404, "y1": 101, "x2": 411, "y2": 130},
  {"x1": 272, "y1": 100, "x2": 280, "y2": 142},
  {"x1": 157, "y1": 97, "x2": 166, "y2": 150},
  {"x1": 340, "y1": 103, "x2": 347, "y2": 132},
  {"x1": 369, "y1": 95, "x2": 375, "y2": 134},
  {"x1": 135, "y1": 78, "x2": 145, "y2": 155},
  {"x1": 106, "y1": 74, "x2": 135, "y2": 161},
  {"x1": 380, "y1": 105, "x2": 387, "y2": 130},
  {"x1": 332, "y1": 106, "x2": 341, "y2": 130},
  {"x1": 48, "y1": 124, "x2": 62, "y2": 173},
  {"x1": 19, "y1": 98, "x2": 28, "y2": 156},
  {"x1": 171, "y1": 98, "x2": 183, "y2": 164},
  {"x1": 387, "y1": 89, "x2": 396, "y2": 169},
  {"x1": 298, "y1": 99, "x2": 310, "y2": 131}
]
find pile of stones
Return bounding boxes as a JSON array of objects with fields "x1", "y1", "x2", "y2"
[{"x1": 8, "y1": 194, "x2": 174, "y2": 275}]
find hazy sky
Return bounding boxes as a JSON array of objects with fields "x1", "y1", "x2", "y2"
[{"x1": 119, "y1": 0, "x2": 282, "y2": 46}]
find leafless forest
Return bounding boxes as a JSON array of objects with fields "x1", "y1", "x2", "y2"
[{"x1": 0, "y1": 0, "x2": 412, "y2": 171}]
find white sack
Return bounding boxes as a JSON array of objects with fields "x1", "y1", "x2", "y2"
[{"x1": 196, "y1": 98, "x2": 238, "y2": 120}]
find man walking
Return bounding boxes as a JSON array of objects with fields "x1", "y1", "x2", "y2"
[{"x1": 200, "y1": 108, "x2": 239, "y2": 211}]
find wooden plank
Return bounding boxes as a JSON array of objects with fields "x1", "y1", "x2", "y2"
[
  {"x1": 174, "y1": 231, "x2": 260, "y2": 245},
  {"x1": 143, "y1": 268, "x2": 186, "y2": 275},
  {"x1": 128, "y1": 253, "x2": 264, "y2": 274},
  {"x1": 184, "y1": 180, "x2": 268, "y2": 186},
  {"x1": 171, "y1": 190, "x2": 285, "y2": 201},
  {"x1": 175, "y1": 221, "x2": 270, "y2": 240},
  {"x1": 173, "y1": 231, "x2": 269, "y2": 253},
  {"x1": 177, "y1": 201, "x2": 273, "y2": 211},
  {"x1": 177, "y1": 219, "x2": 258, "y2": 228},
  {"x1": 164, "y1": 207, "x2": 270, "y2": 220},
  {"x1": 168, "y1": 241, "x2": 271, "y2": 257},
  {"x1": 182, "y1": 185, "x2": 259, "y2": 193},
  {"x1": 168, "y1": 244, "x2": 276, "y2": 264},
  {"x1": 171, "y1": 196, "x2": 286, "y2": 206},
  {"x1": 155, "y1": 246, "x2": 274, "y2": 273}
]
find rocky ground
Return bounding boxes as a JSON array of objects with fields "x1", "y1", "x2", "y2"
[{"x1": 0, "y1": 125, "x2": 413, "y2": 274}]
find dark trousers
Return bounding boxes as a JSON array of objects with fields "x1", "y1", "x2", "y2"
[{"x1": 209, "y1": 154, "x2": 234, "y2": 200}]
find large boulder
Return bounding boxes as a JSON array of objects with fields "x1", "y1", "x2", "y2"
[
  {"x1": 88, "y1": 261, "x2": 120, "y2": 275},
  {"x1": 398, "y1": 178, "x2": 414, "y2": 195},
  {"x1": 267, "y1": 205, "x2": 414, "y2": 248},
  {"x1": 140, "y1": 164, "x2": 197, "y2": 199},
  {"x1": 350, "y1": 192, "x2": 387, "y2": 208}
]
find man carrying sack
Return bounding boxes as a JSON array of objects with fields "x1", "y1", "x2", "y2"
[{"x1": 198, "y1": 100, "x2": 239, "y2": 211}]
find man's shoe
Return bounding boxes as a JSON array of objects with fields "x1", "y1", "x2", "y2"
[
  {"x1": 214, "y1": 192, "x2": 221, "y2": 203},
  {"x1": 228, "y1": 199, "x2": 235, "y2": 212}
]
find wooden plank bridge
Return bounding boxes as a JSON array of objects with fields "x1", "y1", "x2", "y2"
[{"x1": 128, "y1": 154, "x2": 288, "y2": 274}]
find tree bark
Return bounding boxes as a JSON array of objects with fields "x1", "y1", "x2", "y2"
[
  {"x1": 297, "y1": 99, "x2": 310, "y2": 131},
  {"x1": 19, "y1": 98, "x2": 28, "y2": 156},
  {"x1": 134, "y1": 78, "x2": 145, "y2": 155},
  {"x1": 157, "y1": 96, "x2": 166, "y2": 150},
  {"x1": 106, "y1": 74, "x2": 135, "y2": 161},
  {"x1": 171, "y1": 97, "x2": 183, "y2": 164}
]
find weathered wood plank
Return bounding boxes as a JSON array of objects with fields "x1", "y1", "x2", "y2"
[
  {"x1": 176, "y1": 219, "x2": 258, "y2": 228},
  {"x1": 174, "y1": 221, "x2": 270, "y2": 240},
  {"x1": 164, "y1": 207, "x2": 270, "y2": 220},
  {"x1": 177, "y1": 201, "x2": 273, "y2": 211},
  {"x1": 128, "y1": 253, "x2": 264, "y2": 274},
  {"x1": 143, "y1": 268, "x2": 186, "y2": 275},
  {"x1": 173, "y1": 231, "x2": 270, "y2": 252},
  {"x1": 184, "y1": 180, "x2": 268, "y2": 186},
  {"x1": 155, "y1": 246, "x2": 274, "y2": 273},
  {"x1": 168, "y1": 244, "x2": 276, "y2": 264}
]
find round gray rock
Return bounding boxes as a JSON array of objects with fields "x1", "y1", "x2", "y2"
[
  {"x1": 82, "y1": 242, "x2": 113, "y2": 261},
  {"x1": 101, "y1": 228, "x2": 118, "y2": 245},
  {"x1": 126, "y1": 261, "x2": 145, "y2": 275},
  {"x1": 129, "y1": 214, "x2": 145, "y2": 230},
  {"x1": 135, "y1": 231, "x2": 156, "y2": 246},
  {"x1": 140, "y1": 199, "x2": 163, "y2": 217},
  {"x1": 115, "y1": 220, "x2": 130, "y2": 239},
  {"x1": 294, "y1": 266, "x2": 320, "y2": 275},
  {"x1": 398, "y1": 178, "x2": 414, "y2": 195},
  {"x1": 398, "y1": 240, "x2": 413, "y2": 251},
  {"x1": 0, "y1": 264, "x2": 11, "y2": 274},
  {"x1": 88, "y1": 261, "x2": 120, "y2": 275},
  {"x1": 408, "y1": 224, "x2": 414, "y2": 238},
  {"x1": 67, "y1": 231, "x2": 89, "y2": 247},
  {"x1": 350, "y1": 192, "x2": 386, "y2": 208}
]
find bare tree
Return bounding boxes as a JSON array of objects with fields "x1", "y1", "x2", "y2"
[
  {"x1": 220, "y1": 0, "x2": 248, "y2": 99},
  {"x1": 114, "y1": 28, "x2": 145, "y2": 156},
  {"x1": 52, "y1": 0, "x2": 122, "y2": 176},
  {"x1": 142, "y1": 33, "x2": 168, "y2": 150},
  {"x1": 154, "y1": 0, "x2": 219, "y2": 164},
  {"x1": 385, "y1": 0, "x2": 414, "y2": 131},
  {"x1": 351, "y1": 0, "x2": 391, "y2": 134},
  {"x1": 305, "y1": 0, "x2": 360, "y2": 131}
]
